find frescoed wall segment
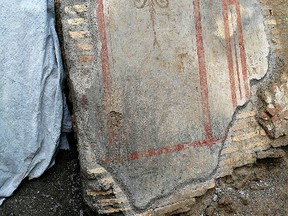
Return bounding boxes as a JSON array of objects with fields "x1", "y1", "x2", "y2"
[
  {"x1": 99, "y1": 0, "x2": 226, "y2": 160},
  {"x1": 92, "y1": 0, "x2": 268, "y2": 209},
  {"x1": 59, "y1": 0, "x2": 269, "y2": 212}
]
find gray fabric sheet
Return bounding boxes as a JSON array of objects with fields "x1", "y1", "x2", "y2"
[{"x1": 0, "y1": 0, "x2": 71, "y2": 204}]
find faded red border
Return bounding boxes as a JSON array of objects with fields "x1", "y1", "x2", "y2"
[
  {"x1": 96, "y1": 0, "x2": 244, "y2": 162},
  {"x1": 97, "y1": 0, "x2": 112, "y2": 108},
  {"x1": 193, "y1": 0, "x2": 213, "y2": 140},
  {"x1": 222, "y1": 0, "x2": 249, "y2": 106}
]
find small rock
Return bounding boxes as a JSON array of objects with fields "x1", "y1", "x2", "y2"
[
  {"x1": 215, "y1": 188, "x2": 222, "y2": 195},
  {"x1": 205, "y1": 206, "x2": 215, "y2": 216},
  {"x1": 218, "y1": 194, "x2": 232, "y2": 207},
  {"x1": 224, "y1": 176, "x2": 234, "y2": 184},
  {"x1": 240, "y1": 196, "x2": 249, "y2": 206},
  {"x1": 212, "y1": 194, "x2": 218, "y2": 202},
  {"x1": 226, "y1": 204, "x2": 236, "y2": 213}
]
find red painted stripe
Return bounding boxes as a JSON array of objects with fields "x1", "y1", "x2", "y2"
[
  {"x1": 233, "y1": 35, "x2": 242, "y2": 99},
  {"x1": 235, "y1": 0, "x2": 249, "y2": 100},
  {"x1": 193, "y1": 0, "x2": 213, "y2": 140},
  {"x1": 97, "y1": 0, "x2": 112, "y2": 108},
  {"x1": 222, "y1": 0, "x2": 237, "y2": 109},
  {"x1": 97, "y1": 0, "x2": 114, "y2": 151},
  {"x1": 104, "y1": 137, "x2": 224, "y2": 163},
  {"x1": 227, "y1": 0, "x2": 236, "y2": 5},
  {"x1": 189, "y1": 137, "x2": 224, "y2": 148},
  {"x1": 231, "y1": 11, "x2": 243, "y2": 100},
  {"x1": 129, "y1": 137, "x2": 224, "y2": 161}
]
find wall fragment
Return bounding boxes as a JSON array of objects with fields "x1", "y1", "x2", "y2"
[{"x1": 57, "y1": 0, "x2": 276, "y2": 214}]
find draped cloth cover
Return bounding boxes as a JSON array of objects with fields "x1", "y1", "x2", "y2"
[{"x1": 0, "y1": 0, "x2": 71, "y2": 204}]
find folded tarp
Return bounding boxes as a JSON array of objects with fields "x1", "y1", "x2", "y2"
[{"x1": 0, "y1": 0, "x2": 71, "y2": 204}]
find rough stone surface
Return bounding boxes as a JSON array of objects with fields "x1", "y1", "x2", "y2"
[
  {"x1": 256, "y1": 0, "x2": 288, "y2": 140},
  {"x1": 258, "y1": 70, "x2": 288, "y2": 138},
  {"x1": 256, "y1": 148, "x2": 286, "y2": 159},
  {"x1": 56, "y1": 0, "x2": 272, "y2": 214}
]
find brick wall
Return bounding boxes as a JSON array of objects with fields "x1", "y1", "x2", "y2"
[
  {"x1": 216, "y1": 0, "x2": 288, "y2": 182},
  {"x1": 260, "y1": 0, "x2": 288, "y2": 57}
]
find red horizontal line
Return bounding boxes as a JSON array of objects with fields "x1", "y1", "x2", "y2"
[
  {"x1": 129, "y1": 137, "x2": 224, "y2": 161},
  {"x1": 189, "y1": 137, "x2": 224, "y2": 147},
  {"x1": 104, "y1": 138, "x2": 224, "y2": 164}
]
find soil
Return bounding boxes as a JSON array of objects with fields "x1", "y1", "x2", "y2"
[
  {"x1": 181, "y1": 145, "x2": 288, "y2": 216},
  {"x1": 0, "y1": 145, "x2": 287, "y2": 216},
  {"x1": 0, "y1": 142, "x2": 94, "y2": 216}
]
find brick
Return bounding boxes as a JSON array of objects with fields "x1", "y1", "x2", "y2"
[
  {"x1": 270, "y1": 28, "x2": 288, "y2": 35},
  {"x1": 264, "y1": 19, "x2": 277, "y2": 25},
  {"x1": 100, "y1": 208, "x2": 131, "y2": 214},
  {"x1": 99, "y1": 177, "x2": 114, "y2": 186},
  {"x1": 64, "y1": 6, "x2": 74, "y2": 14},
  {"x1": 67, "y1": 18, "x2": 85, "y2": 26},
  {"x1": 79, "y1": 55, "x2": 94, "y2": 62},
  {"x1": 264, "y1": 17, "x2": 288, "y2": 25},
  {"x1": 231, "y1": 121, "x2": 258, "y2": 131},
  {"x1": 97, "y1": 198, "x2": 128, "y2": 206},
  {"x1": 257, "y1": 148, "x2": 286, "y2": 159},
  {"x1": 222, "y1": 139, "x2": 269, "y2": 155},
  {"x1": 259, "y1": 128, "x2": 267, "y2": 136},
  {"x1": 142, "y1": 198, "x2": 196, "y2": 216},
  {"x1": 87, "y1": 187, "x2": 122, "y2": 197},
  {"x1": 87, "y1": 190, "x2": 114, "y2": 197},
  {"x1": 232, "y1": 130, "x2": 263, "y2": 142},
  {"x1": 87, "y1": 167, "x2": 106, "y2": 175},
  {"x1": 219, "y1": 153, "x2": 256, "y2": 169},
  {"x1": 77, "y1": 43, "x2": 93, "y2": 51},
  {"x1": 236, "y1": 111, "x2": 256, "y2": 119},
  {"x1": 65, "y1": 4, "x2": 87, "y2": 14},
  {"x1": 69, "y1": 31, "x2": 88, "y2": 39},
  {"x1": 73, "y1": 4, "x2": 88, "y2": 13},
  {"x1": 280, "y1": 110, "x2": 288, "y2": 119},
  {"x1": 260, "y1": 112, "x2": 269, "y2": 120}
]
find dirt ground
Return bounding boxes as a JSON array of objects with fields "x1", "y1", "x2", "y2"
[
  {"x1": 0, "y1": 144, "x2": 287, "y2": 216},
  {"x1": 0, "y1": 142, "x2": 94, "y2": 216},
  {"x1": 182, "y1": 145, "x2": 288, "y2": 216}
]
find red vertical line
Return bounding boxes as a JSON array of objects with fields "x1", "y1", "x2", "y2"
[
  {"x1": 235, "y1": 0, "x2": 249, "y2": 100},
  {"x1": 222, "y1": 0, "x2": 237, "y2": 109},
  {"x1": 97, "y1": 0, "x2": 114, "y2": 157},
  {"x1": 97, "y1": 0, "x2": 112, "y2": 109},
  {"x1": 231, "y1": 10, "x2": 243, "y2": 100},
  {"x1": 193, "y1": 0, "x2": 213, "y2": 140},
  {"x1": 233, "y1": 35, "x2": 242, "y2": 99}
]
